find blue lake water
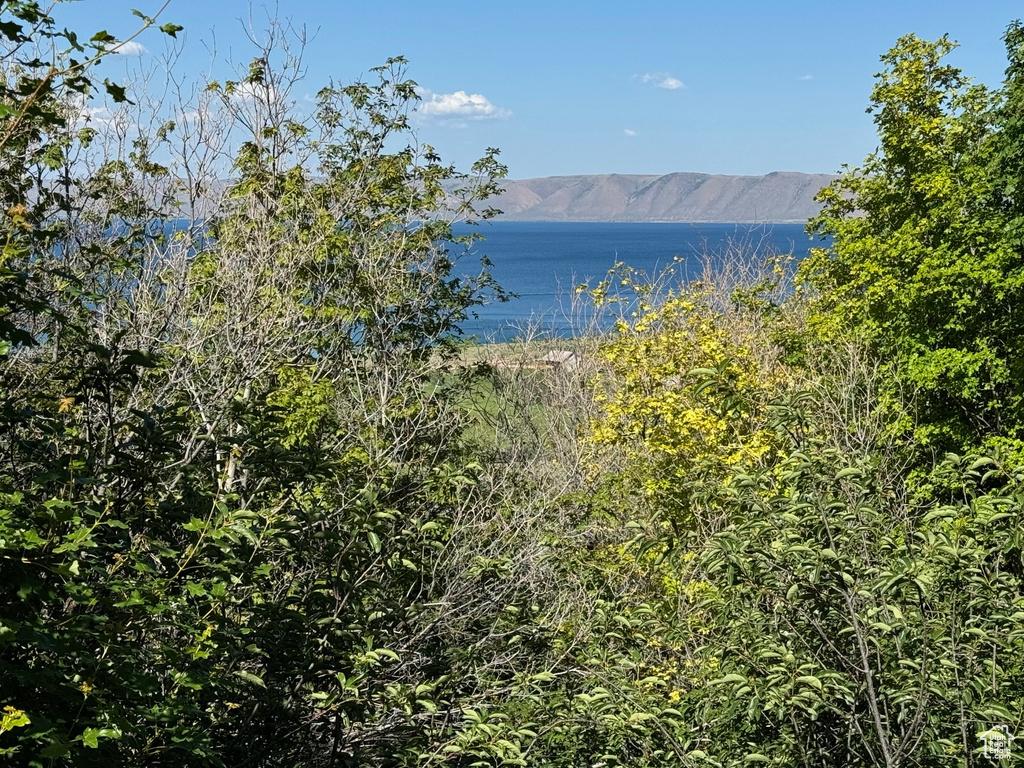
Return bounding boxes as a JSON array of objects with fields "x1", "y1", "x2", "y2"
[{"x1": 451, "y1": 221, "x2": 823, "y2": 339}]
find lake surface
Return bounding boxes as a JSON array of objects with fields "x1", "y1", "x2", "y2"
[{"x1": 451, "y1": 221, "x2": 823, "y2": 339}]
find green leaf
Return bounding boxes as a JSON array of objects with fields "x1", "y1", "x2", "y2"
[
  {"x1": 367, "y1": 531, "x2": 381, "y2": 553},
  {"x1": 711, "y1": 673, "x2": 748, "y2": 685},
  {"x1": 103, "y1": 79, "x2": 131, "y2": 104},
  {"x1": 40, "y1": 742, "x2": 71, "y2": 758},
  {"x1": 78, "y1": 727, "x2": 122, "y2": 748},
  {"x1": 0, "y1": 20, "x2": 25, "y2": 42},
  {"x1": 0, "y1": 707, "x2": 30, "y2": 732},
  {"x1": 234, "y1": 670, "x2": 266, "y2": 688},
  {"x1": 797, "y1": 675, "x2": 823, "y2": 690}
]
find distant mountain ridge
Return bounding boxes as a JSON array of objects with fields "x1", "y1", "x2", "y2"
[{"x1": 490, "y1": 171, "x2": 837, "y2": 223}]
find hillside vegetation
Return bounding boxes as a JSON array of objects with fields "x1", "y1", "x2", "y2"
[
  {"x1": 2, "y1": 4, "x2": 1024, "y2": 767},
  {"x1": 491, "y1": 171, "x2": 836, "y2": 222}
]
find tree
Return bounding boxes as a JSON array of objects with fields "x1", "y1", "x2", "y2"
[
  {"x1": 990, "y1": 20, "x2": 1024, "y2": 237},
  {"x1": 801, "y1": 32, "x2": 1024, "y2": 456},
  {"x1": 0, "y1": 7, "x2": 548, "y2": 766}
]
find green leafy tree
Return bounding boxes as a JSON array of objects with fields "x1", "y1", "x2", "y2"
[
  {"x1": 990, "y1": 20, "x2": 1024, "y2": 240},
  {"x1": 0, "y1": 6, "x2": 545, "y2": 766},
  {"x1": 801, "y1": 32, "x2": 1024, "y2": 455}
]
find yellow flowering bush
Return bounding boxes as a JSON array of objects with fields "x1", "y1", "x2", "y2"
[{"x1": 586, "y1": 283, "x2": 780, "y2": 530}]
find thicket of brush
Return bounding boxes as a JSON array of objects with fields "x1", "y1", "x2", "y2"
[{"x1": 2, "y1": 5, "x2": 1024, "y2": 766}]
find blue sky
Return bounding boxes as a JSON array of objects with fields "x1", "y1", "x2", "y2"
[{"x1": 57, "y1": 0, "x2": 1024, "y2": 179}]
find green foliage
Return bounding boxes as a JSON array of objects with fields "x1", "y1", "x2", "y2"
[
  {"x1": 990, "y1": 20, "x2": 1024, "y2": 239},
  {"x1": 687, "y1": 398, "x2": 1024, "y2": 767},
  {"x1": 585, "y1": 269, "x2": 783, "y2": 536},
  {"x1": 0, "y1": 6, "x2": 528, "y2": 766},
  {"x1": 802, "y1": 31, "x2": 1024, "y2": 454},
  {"x1": 6, "y1": 8, "x2": 1024, "y2": 767}
]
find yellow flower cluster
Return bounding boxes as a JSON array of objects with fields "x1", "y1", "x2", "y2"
[{"x1": 586, "y1": 291, "x2": 779, "y2": 526}]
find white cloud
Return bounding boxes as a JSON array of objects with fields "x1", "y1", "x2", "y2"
[
  {"x1": 624, "y1": 128, "x2": 637, "y2": 137},
  {"x1": 639, "y1": 73, "x2": 685, "y2": 90},
  {"x1": 416, "y1": 88, "x2": 511, "y2": 121},
  {"x1": 229, "y1": 81, "x2": 280, "y2": 105},
  {"x1": 177, "y1": 106, "x2": 209, "y2": 125},
  {"x1": 109, "y1": 40, "x2": 147, "y2": 56},
  {"x1": 75, "y1": 103, "x2": 132, "y2": 133},
  {"x1": 798, "y1": 74, "x2": 814, "y2": 81},
  {"x1": 78, "y1": 105, "x2": 111, "y2": 124}
]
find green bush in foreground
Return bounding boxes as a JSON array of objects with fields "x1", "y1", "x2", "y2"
[
  {"x1": 0, "y1": 4, "x2": 538, "y2": 765},
  {"x1": 688, "y1": 397, "x2": 1024, "y2": 767}
]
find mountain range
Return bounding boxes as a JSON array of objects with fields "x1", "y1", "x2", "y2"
[{"x1": 489, "y1": 171, "x2": 837, "y2": 223}]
